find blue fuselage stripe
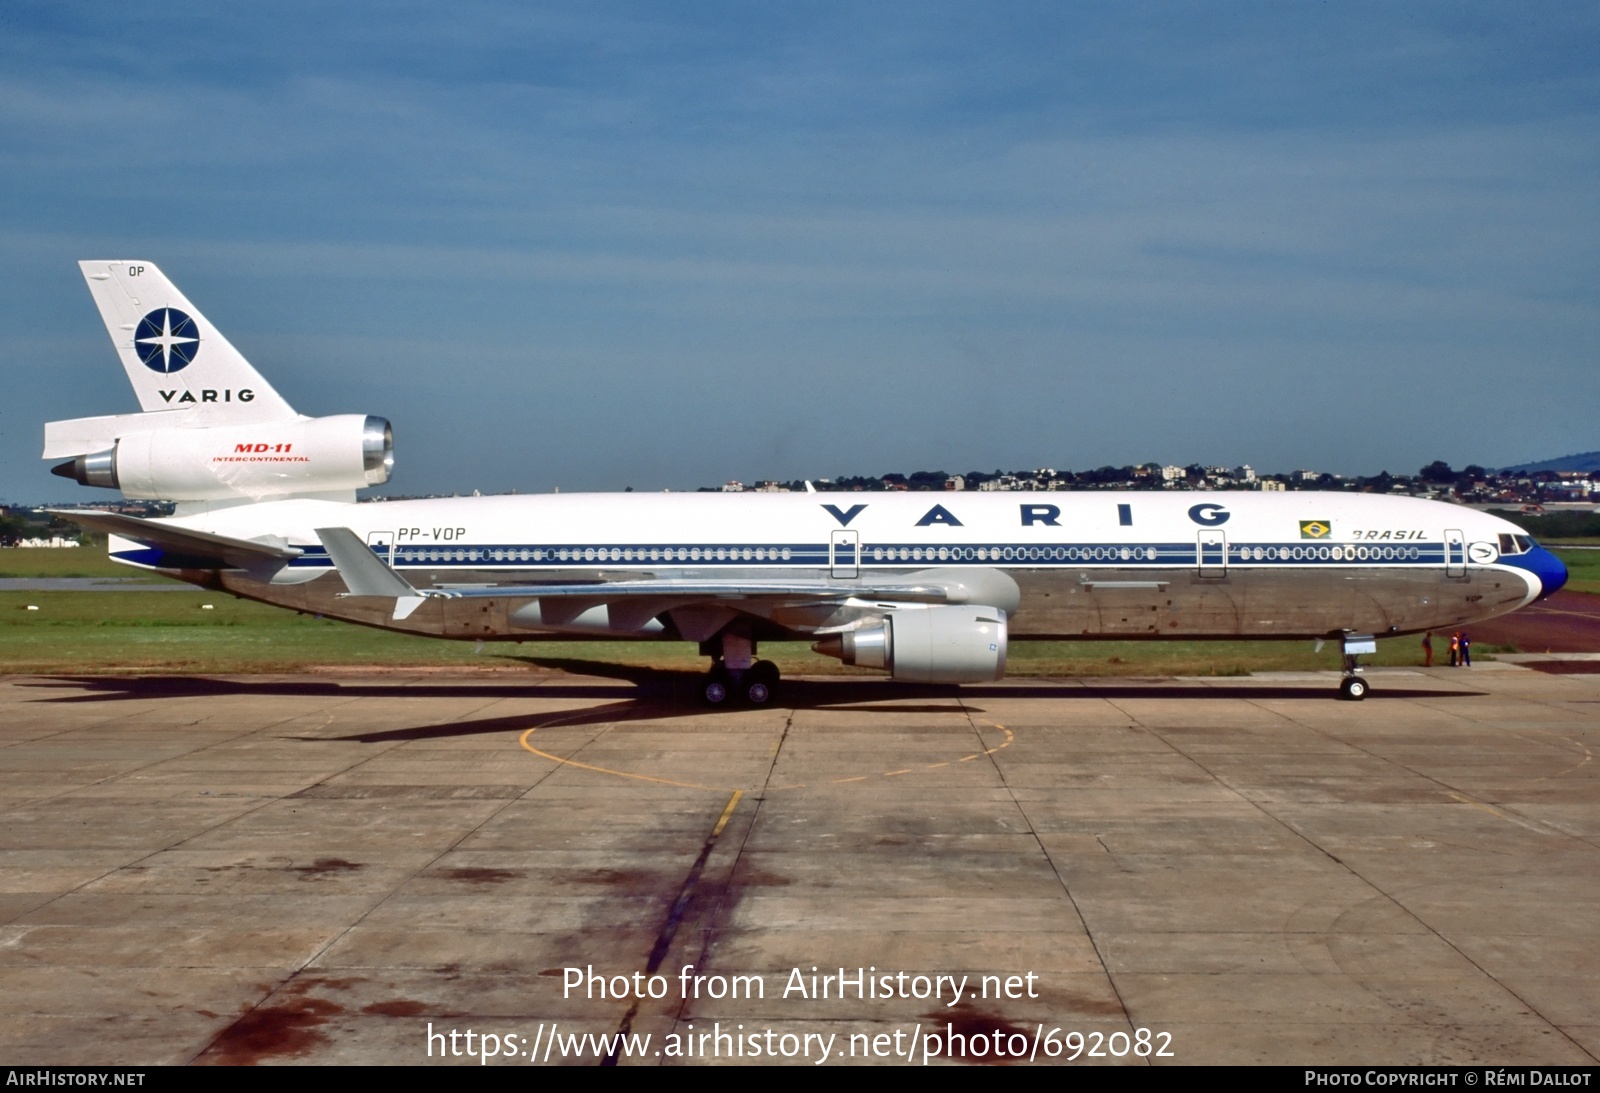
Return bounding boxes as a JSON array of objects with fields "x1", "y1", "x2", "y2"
[{"x1": 260, "y1": 540, "x2": 1462, "y2": 569}]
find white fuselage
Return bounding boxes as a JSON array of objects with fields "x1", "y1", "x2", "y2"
[{"x1": 114, "y1": 489, "x2": 1560, "y2": 643}]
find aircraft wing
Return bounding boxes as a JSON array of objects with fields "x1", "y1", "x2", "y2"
[
  {"x1": 431, "y1": 578, "x2": 958, "y2": 638},
  {"x1": 313, "y1": 527, "x2": 1016, "y2": 631},
  {"x1": 314, "y1": 529, "x2": 959, "y2": 604},
  {"x1": 49, "y1": 510, "x2": 303, "y2": 568}
]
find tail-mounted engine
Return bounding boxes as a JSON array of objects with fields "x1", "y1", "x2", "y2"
[
  {"x1": 813, "y1": 604, "x2": 1008, "y2": 683},
  {"x1": 50, "y1": 414, "x2": 392, "y2": 502}
]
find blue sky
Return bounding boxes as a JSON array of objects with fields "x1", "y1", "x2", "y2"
[{"x1": 4, "y1": 2, "x2": 1598, "y2": 501}]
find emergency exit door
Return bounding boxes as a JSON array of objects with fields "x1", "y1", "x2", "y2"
[
  {"x1": 1198, "y1": 531, "x2": 1227, "y2": 577},
  {"x1": 366, "y1": 531, "x2": 395, "y2": 566},
  {"x1": 830, "y1": 530, "x2": 859, "y2": 579},
  {"x1": 1444, "y1": 528, "x2": 1465, "y2": 577}
]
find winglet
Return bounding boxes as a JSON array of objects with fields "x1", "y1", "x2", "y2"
[{"x1": 314, "y1": 527, "x2": 428, "y2": 620}]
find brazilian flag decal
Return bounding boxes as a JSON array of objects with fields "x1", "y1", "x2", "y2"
[{"x1": 1299, "y1": 520, "x2": 1332, "y2": 539}]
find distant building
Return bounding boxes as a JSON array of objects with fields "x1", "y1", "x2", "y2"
[
  {"x1": 721, "y1": 480, "x2": 745, "y2": 492},
  {"x1": 1546, "y1": 479, "x2": 1593, "y2": 499},
  {"x1": 944, "y1": 475, "x2": 965, "y2": 491}
]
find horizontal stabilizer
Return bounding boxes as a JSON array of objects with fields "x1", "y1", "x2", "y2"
[
  {"x1": 47, "y1": 510, "x2": 302, "y2": 568},
  {"x1": 43, "y1": 411, "x2": 191, "y2": 459}
]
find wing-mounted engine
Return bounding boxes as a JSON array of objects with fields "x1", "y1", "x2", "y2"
[
  {"x1": 49, "y1": 414, "x2": 392, "y2": 502},
  {"x1": 812, "y1": 604, "x2": 1009, "y2": 683}
]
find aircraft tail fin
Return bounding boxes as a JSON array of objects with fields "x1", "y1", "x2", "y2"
[{"x1": 77, "y1": 261, "x2": 297, "y2": 422}]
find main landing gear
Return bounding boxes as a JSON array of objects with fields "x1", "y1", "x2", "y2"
[
  {"x1": 700, "y1": 630, "x2": 781, "y2": 706},
  {"x1": 702, "y1": 660, "x2": 780, "y2": 706},
  {"x1": 1337, "y1": 634, "x2": 1377, "y2": 701}
]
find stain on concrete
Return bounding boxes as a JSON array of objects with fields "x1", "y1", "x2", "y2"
[
  {"x1": 731, "y1": 867, "x2": 791, "y2": 887},
  {"x1": 439, "y1": 867, "x2": 524, "y2": 885},
  {"x1": 922, "y1": 1003, "x2": 1037, "y2": 1066},
  {"x1": 289, "y1": 858, "x2": 363, "y2": 877},
  {"x1": 199, "y1": 976, "x2": 368, "y2": 1064},
  {"x1": 202, "y1": 997, "x2": 343, "y2": 1064},
  {"x1": 362, "y1": 999, "x2": 429, "y2": 1017}
]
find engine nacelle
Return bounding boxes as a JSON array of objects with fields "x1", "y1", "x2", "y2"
[
  {"x1": 813, "y1": 605, "x2": 1008, "y2": 683},
  {"x1": 51, "y1": 414, "x2": 393, "y2": 502}
]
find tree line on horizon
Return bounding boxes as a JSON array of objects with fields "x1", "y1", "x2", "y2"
[{"x1": 701, "y1": 461, "x2": 1565, "y2": 495}]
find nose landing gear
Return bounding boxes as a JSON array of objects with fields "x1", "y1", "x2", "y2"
[
  {"x1": 1338, "y1": 634, "x2": 1376, "y2": 701},
  {"x1": 1338, "y1": 673, "x2": 1369, "y2": 701}
]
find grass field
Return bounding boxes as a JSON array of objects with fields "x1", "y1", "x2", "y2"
[
  {"x1": 0, "y1": 542, "x2": 1575, "y2": 676},
  {"x1": 0, "y1": 545, "x2": 163, "y2": 580},
  {"x1": 1550, "y1": 546, "x2": 1600, "y2": 595}
]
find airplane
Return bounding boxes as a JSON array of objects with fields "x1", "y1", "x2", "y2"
[{"x1": 44, "y1": 261, "x2": 1567, "y2": 704}]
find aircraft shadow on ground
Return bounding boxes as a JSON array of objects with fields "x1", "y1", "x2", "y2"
[
  {"x1": 313, "y1": 679, "x2": 1486, "y2": 744},
  {"x1": 21, "y1": 671, "x2": 1487, "y2": 739},
  {"x1": 21, "y1": 675, "x2": 623, "y2": 704}
]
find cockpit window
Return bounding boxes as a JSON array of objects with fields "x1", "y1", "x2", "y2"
[
  {"x1": 1499, "y1": 533, "x2": 1515, "y2": 555},
  {"x1": 1515, "y1": 535, "x2": 1533, "y2": 553}
]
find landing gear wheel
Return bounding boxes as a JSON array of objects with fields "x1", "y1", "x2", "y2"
[
  {"x1": 1339, "y1": 675, "x2": 1369, "y2": 701},
  {"x1": 702, "y1": 667, "x2": 731, "y2": 706},
  {"x1": 743, "y1": 660, "x2": 780, "y2": 705}
]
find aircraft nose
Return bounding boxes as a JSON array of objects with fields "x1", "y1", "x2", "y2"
[{"x1": 1523, "y1": 545, "x2": 1568, "y2": 600}]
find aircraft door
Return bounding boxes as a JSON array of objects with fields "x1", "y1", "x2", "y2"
[
  {"x1": 1444, "y1": 528, "x2": 1465, "y2": 577},
  {"x1": 366, "y1": 530, "x2": 395, "y2": 567},
  {"x1": 830, "y1": 530, "x2": 859, "y2": 579},
  {"x1": 1197, "y1": 531, "x2": 1227, "y2": 577}
]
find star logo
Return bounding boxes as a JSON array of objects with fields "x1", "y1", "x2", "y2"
[{"x1": 133, "y1": 308, "x2": 200, "y2": 373}]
